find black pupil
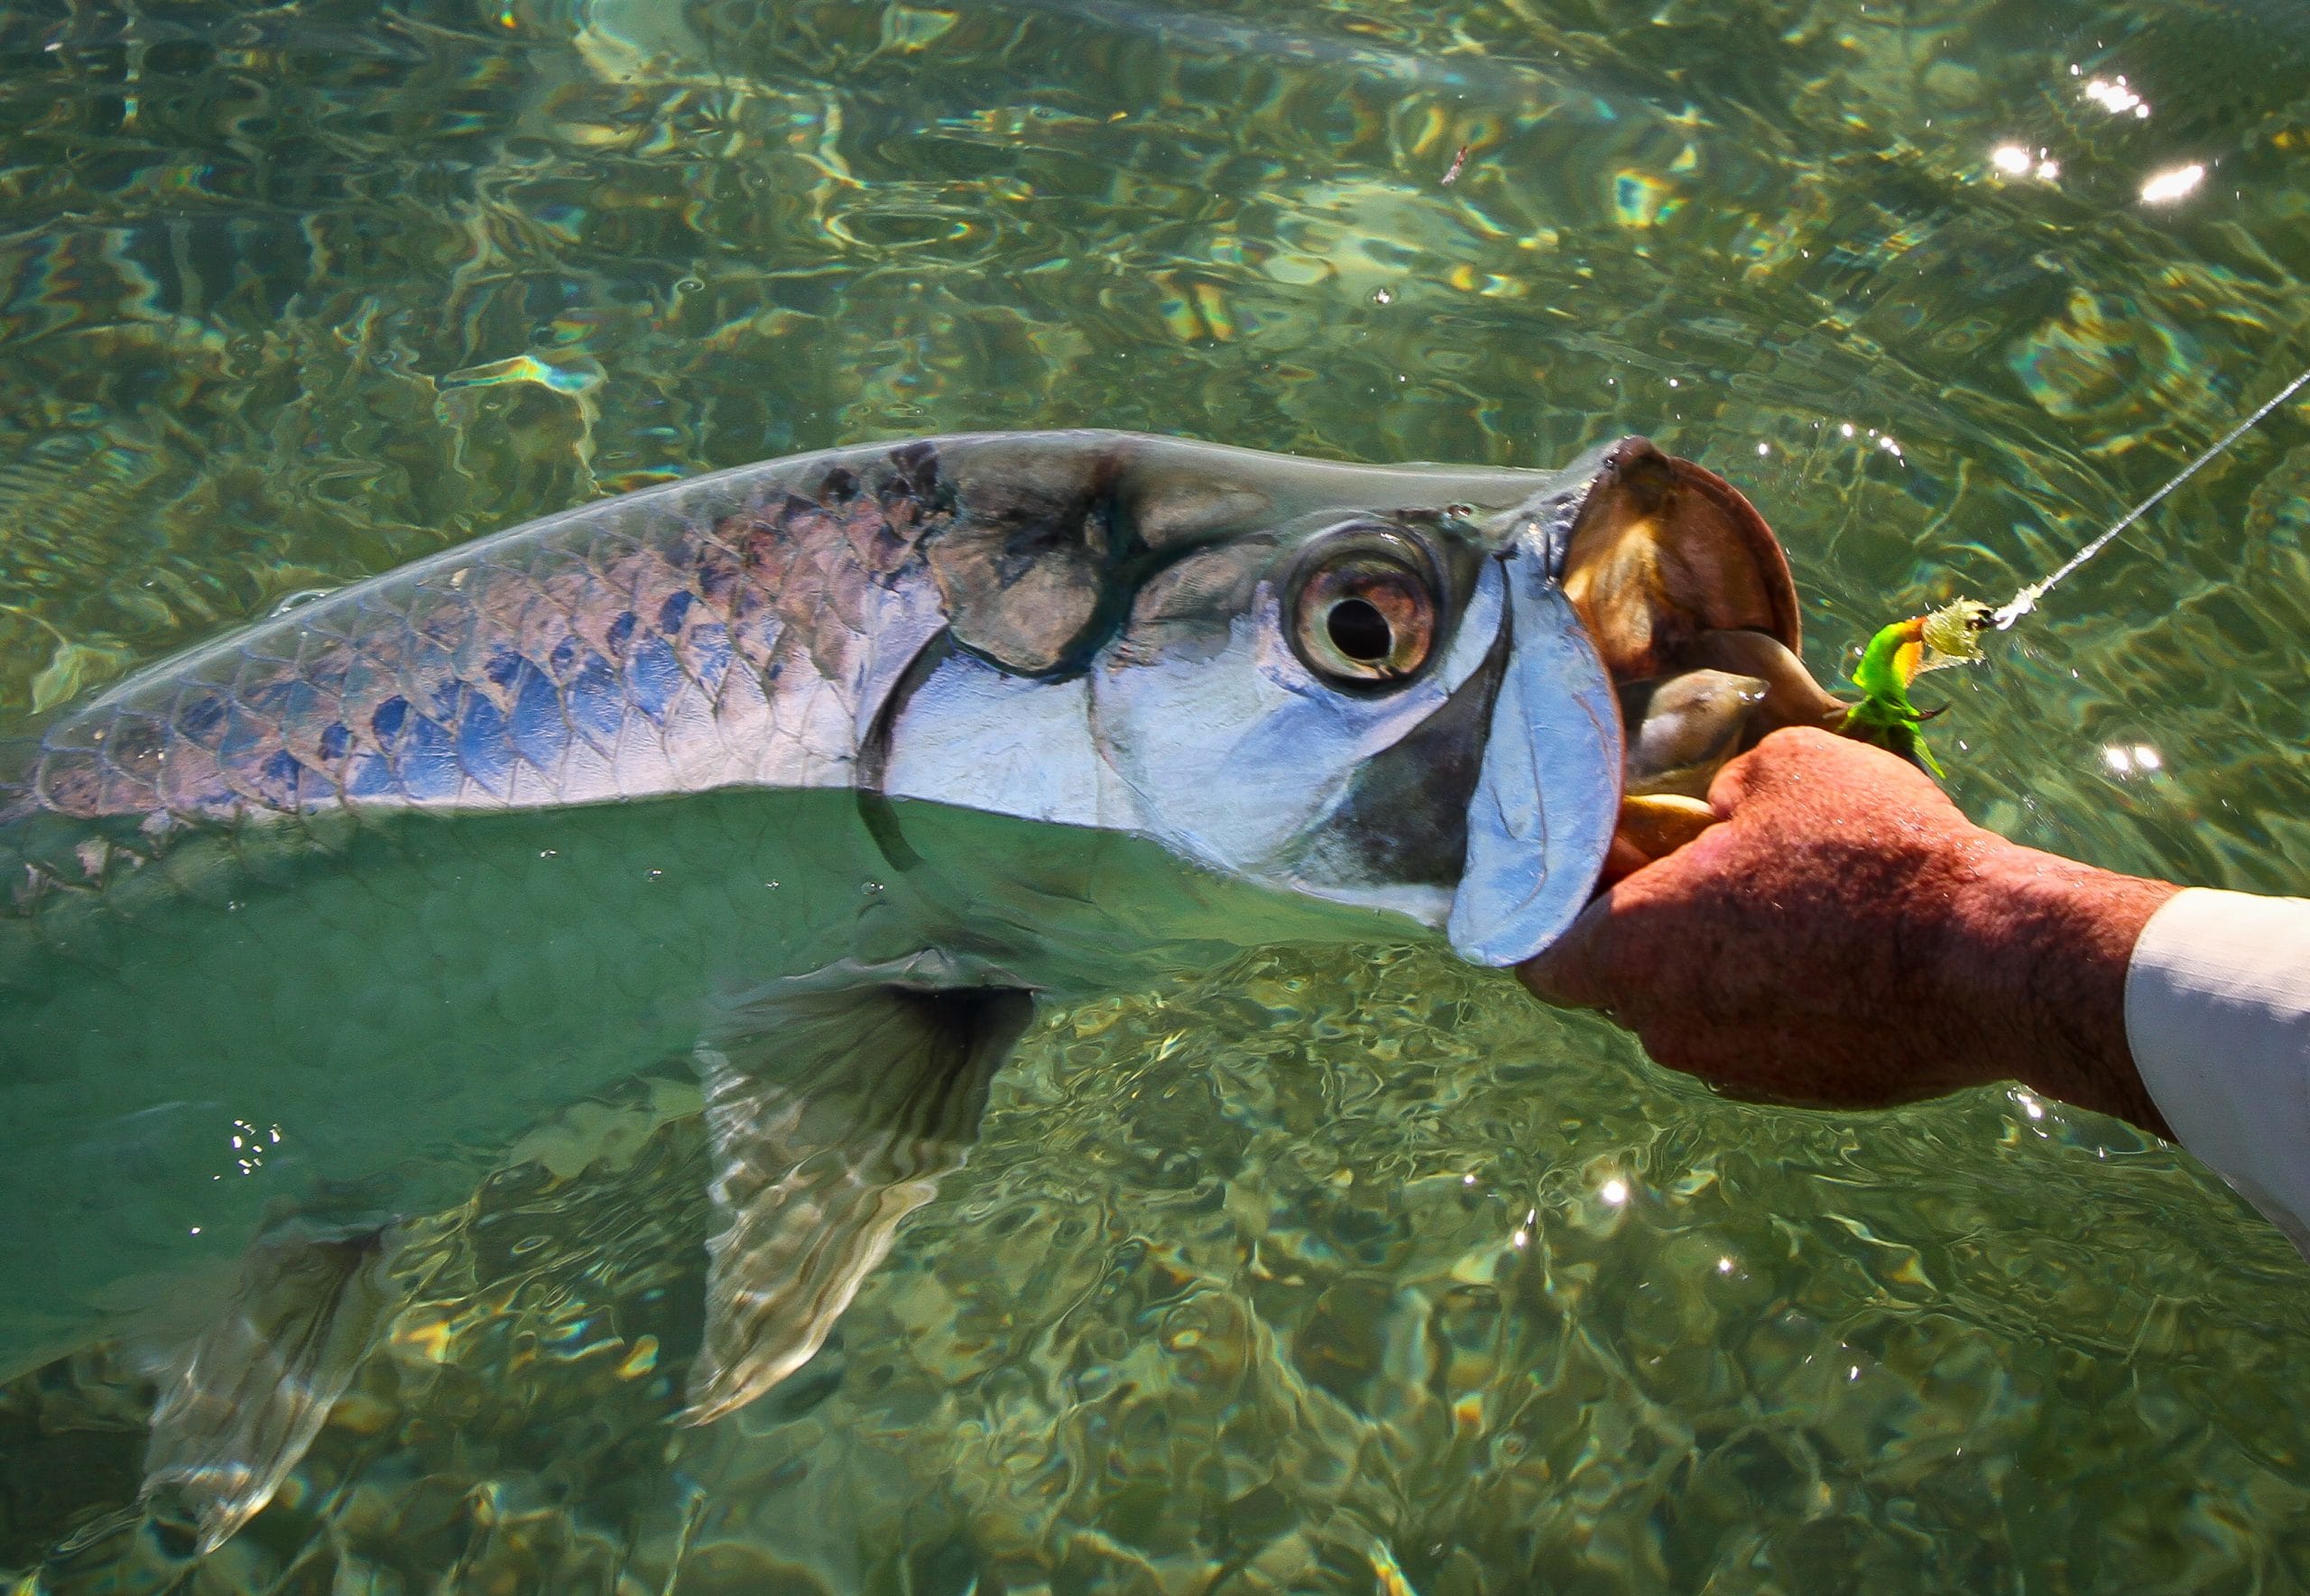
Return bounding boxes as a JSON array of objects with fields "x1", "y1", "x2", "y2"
[{"x1": 1326, "y1": 596, "x2": 1393, "y2": 663}]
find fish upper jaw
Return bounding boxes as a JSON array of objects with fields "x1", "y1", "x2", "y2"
[{"x1": 1487, "y1": 436, "x2": 1628, "y2": 579}]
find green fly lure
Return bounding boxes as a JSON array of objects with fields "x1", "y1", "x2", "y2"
[{"x1": 1843, "y1": 363, "x2": 2310, "y2": 774}]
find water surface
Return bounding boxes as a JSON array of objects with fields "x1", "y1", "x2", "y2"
[{"x1": 3, "y1": 0, "x2": 2309, "y2": 1589}]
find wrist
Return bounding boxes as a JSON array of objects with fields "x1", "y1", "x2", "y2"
[{"x1": 1937, "y1": 835, "x2": 2180, "y2": 1132}]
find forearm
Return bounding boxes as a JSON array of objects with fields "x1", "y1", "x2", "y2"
[{"x1": 1940, "y1": 840, "x2": 2181, "y2": 1135}]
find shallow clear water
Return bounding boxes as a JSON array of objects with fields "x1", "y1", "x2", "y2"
[{"x1": 4, "y1": 0, "x2": 2310, "y2": 1588}]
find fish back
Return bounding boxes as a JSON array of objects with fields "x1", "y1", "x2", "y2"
[{"x1": 2, "y1": 441, "x2": 975, "y2": 853}]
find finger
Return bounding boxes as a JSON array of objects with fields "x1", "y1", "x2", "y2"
[
  {"x1": 1515, "y1": 893, "x2": 1620, "y2": 1010},
  {"x1": 1614, "y1": 795, "x2": 1718, "y2": 863},
  {"x1": 1597, "y1": 831, "x2": 1653, "y2": 886}
]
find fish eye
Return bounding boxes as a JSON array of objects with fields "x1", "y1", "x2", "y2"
[
  {"x1": 1288, "y1": 530, "x2": 1440, "y2": 686},
  {"x1": 1326, "y1": 597, "x2": 1393, "y2": 661}
]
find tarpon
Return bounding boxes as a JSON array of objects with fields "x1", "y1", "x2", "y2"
[{"x1": 0, "y1": 429, "x2": 1835, "y2": 1549}]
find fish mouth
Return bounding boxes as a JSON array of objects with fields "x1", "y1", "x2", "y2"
[
  {"x1": 1447, "y1": 436, "x2": 1843, "y2": 965},
  {"x1": 1557, "y1": 435, "x2": 1807, "y2": 679}
]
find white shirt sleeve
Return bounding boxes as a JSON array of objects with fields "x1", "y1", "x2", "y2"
[{"x1": 2125, "y1": 887, "x2": 2310, "y2": 1256}]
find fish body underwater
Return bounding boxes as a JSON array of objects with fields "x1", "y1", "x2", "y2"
[{"x1": 0, "y1": 428, "x2": 1826, "y2": 1548}]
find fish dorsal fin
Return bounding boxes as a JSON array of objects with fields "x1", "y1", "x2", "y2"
[
  {"x1": 141, "y1": 1228, "x2": 399, "y2": 1554},
  {"x1": 681, "y1": 951, "x2": 1034, "y2": 1425}
]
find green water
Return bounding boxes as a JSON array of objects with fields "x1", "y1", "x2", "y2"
[{"x1": 4, "y1": 0, "x2": 2310, "y2": 1588}]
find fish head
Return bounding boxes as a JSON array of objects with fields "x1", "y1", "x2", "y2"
[
  {"x1": 1082, "y1": 478, "x2": 1599, "y2": 956},
  {"x1": 879, "y1": 431, "x2": 1826, "y2": 966}
]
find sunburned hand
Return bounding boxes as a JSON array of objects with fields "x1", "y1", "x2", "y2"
[{"x1": 1520, "y1": 727, "x2": 2182, "y2": 1133}]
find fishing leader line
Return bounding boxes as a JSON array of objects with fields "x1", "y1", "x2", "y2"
[
  {"x1": 1838, "y1": 360, "x2": 2310, "y2": 773},
  {"x1": 1991, "y1": 361, "x2": 2310, "y2": 631}
]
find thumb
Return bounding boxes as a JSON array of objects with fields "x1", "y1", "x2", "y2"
[{"x1": 1706, "y1": 724, "x2": 1850, "y2": 816}]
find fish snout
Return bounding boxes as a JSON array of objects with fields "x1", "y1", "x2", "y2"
[{"x1": 1588, "y1": 434, "x2": 1684, "y2": 512}]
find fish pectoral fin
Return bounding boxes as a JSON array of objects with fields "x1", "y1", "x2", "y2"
[
  {"x1": 141, "y1": 1227, "x2": 399, "y2": 1554},
  {"x1": 680, "y1": 951, "x2": 1035, "y2": 1425}
]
